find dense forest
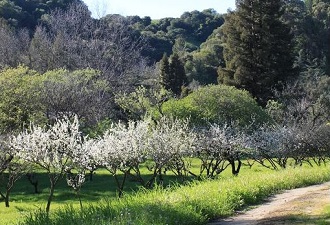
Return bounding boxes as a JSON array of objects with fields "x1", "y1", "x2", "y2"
[{"x1": 0, "y1": 0, "x2": 329, "y2": 133}]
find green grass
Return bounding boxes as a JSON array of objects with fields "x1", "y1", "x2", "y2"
[
  {"x1": 9, "y1": 164, "x2": 330, "y2": 225},
  {"x1": 317, "y1": 206, "x2": 330, "y2": 225},
  {"x1": 0, "y1": 163, "x2": 197, "y2": 224}
]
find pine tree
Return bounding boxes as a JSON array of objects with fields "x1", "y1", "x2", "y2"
[
  {"x1": 159, "y1": 53, "x2": 187, "y2": 96},
  {"x1": 218, "y1": 0, "x2": 296, "y2": 105},
  {"x1": 169, "y1": 53, "x2": 187, "y2": 96},
  {"x1": 159, "y1": 53, "x2": 171, "y2": 90},
  {"x1": 309, "y1": 0, "x2": 330, "y2": 74}
]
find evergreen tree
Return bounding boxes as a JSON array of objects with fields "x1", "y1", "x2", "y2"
[
  {"x1": 218, "y1": 0, "x2": 296, "y2": 105},
  {"x1": 159, "y1": 53, "x2": 187, "y2": 96},
  {"x1": 169, "y1": 53, "x2": 187, "y2": 96},
  {"x1": 310, "y1": 0, "x2": 330, "y2": 74},
  {"x1": 159, "y1": 53, "x2": 171, "y2": 90}
]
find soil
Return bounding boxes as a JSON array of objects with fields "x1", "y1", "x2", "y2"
[{"x1": 208, "y1": 182, "x2": 330, "y2": 225}]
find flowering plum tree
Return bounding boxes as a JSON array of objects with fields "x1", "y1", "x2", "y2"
[
  {"x1": 146, "y1": 117, "x2": 196, "y2": 187},
  {"x1": 89, "y1": 117, "x2": 196, "y2": 192},
  {"x1": 90, "y1": 120, "x2": 150, "y2": 196},
  {"x1": 247, "y1": 123, "x2": 316, "y2": 169},
  {"x1": 194, "y1": 124, "x2": 247, "y2": 178},
  {"x1": 308, "y1": 124, "x2": 330, "y2": 165},
  {"x1": 10, "y1": 115, "x2": 83, "y2": 213},
  {"x1": 64, "y1": 135, "x2": 93, "y2": 209}
]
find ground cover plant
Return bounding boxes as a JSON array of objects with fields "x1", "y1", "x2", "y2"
[{"x1": 11, "y1": 164, "x2": 330, "y2": 225}]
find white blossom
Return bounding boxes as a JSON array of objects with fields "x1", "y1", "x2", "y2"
[{"x1": 10, "y1": 115, "x2": 84, "y2": 212}]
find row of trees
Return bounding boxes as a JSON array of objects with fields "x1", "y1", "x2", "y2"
[{"x1": 2, "y1": 102, "x2": 329, "y2": 211}]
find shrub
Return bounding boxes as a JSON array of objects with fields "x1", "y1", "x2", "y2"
[{"x1": 161, "y1": 85, "x2": 270, "y2": 127}]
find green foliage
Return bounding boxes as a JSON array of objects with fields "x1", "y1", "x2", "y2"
[
  {"x1": 161, "y1": 85, "x2": 270, "y2": 127},
  {"x1": 310, "y1": 0, "x2": 330, "y2": 74},
  {"x1": 159, "y1": 53, "x2": 171, "y2": 91},
  {"x1": 286, "y1": 0, "x2": 330, "y2": 75},
  {"x1": 0, "y1": 66, "x2": 46, "y2": 133},
  {"x1": 185, "y1": 26, "x2": 225, "y2": 85},
  {"x1": 159, "y1": 53, "x2": 187, "y2": 96},
  {"x1": 0, "y1": 0, "x2": 82, "y2": 30},
  {"x1": 218, "y1": 0, "x2": 296, "y2": 105},
  {"x1": 81, "y1": 118, "x2": 113, "y2": 138},
  {"x1": 135, "y1": 10, "x2": 224, "y2": 63},
  {"x1": 0, "y1": 66, "x2": 112, "y2": 134},
  {"x1": 115, "y1": 86, "x2": 171, "y2": 120}
]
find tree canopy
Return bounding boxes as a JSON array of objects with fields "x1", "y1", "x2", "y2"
[
  {"x1": 218, "y1": 0, "x2": 296, "y2": 105},
  {"x1": 161, "y1": 85, "x2": 270, "y2": 127}
]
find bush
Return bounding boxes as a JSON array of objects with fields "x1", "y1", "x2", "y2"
[
  {"x1": 0, "y1": 66, "x2": 46, "y2": 132},
  {"x1": 161, "y1": 85, "x2": 270, "y2": 127}
]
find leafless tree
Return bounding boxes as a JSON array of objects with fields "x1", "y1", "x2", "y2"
[
  {"x1": 0, "y1": 23, "x2": 30, "y2": 69},
  {"x1": 31, "y1": 3, "x2": 150, "y2": 92},
  {"x1": 41, "y1": 69, "x2": 112, "y2": 126}
]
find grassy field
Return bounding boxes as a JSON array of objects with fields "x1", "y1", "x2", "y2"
[
  {"x1": 1, "y1": 163, "x2": 197, "y2": 224},
  {"x1": 1, "y1": 163, "x2": 330, "y2": 225}
]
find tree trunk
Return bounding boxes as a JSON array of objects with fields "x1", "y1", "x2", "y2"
[
  {"x1": 89, "y1": 170, "x2": 94, "y2": 181},
  {"x1": 77, "y1": 191, "x2": 83, "y2": 209},
  {"x1": 34, "y1": 183, "x2": 39, "y2": 194},
  {"x1": 27, "y1": 173, "x2": 39, "y2": 193},
  {"x1": 4, "y1": 177, "x2": 15, "y2": 207},
  {"x1": 230, "y1": 158, "x2": 242, "y2": 176},
  {"x1": 46, "y1": 180, "x2": 55, "y2": 213},
  {"x1": 5, "y1": 189, "x2": 10, "y2": 207},
  {"x1": 114, "y1": 172, "x2": 127, "y2": 198}
]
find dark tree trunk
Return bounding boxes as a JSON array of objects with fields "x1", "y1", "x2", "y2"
[
  {"x1": 89, "y1": 170, "x2": 94, "y2": 181},
  {"x1": 27, "y1": 173, "x2": 39, "y2": 194},
  {"x1": 46, "y1": 179, "x2": 56, "y2": 213},
  {"x1": 230, "y1": 158, "x2": 242, "y2": 176},
  {"x1": 5, "y1": 190, "x2": 10, "y2": 207},
  {"x1": 114, "y1": 172, "x2": 128, "y2": 198}
]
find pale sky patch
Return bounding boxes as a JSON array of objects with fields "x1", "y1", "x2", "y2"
[{"x1": 82, "y1": 0, "x2": 236, "y2": 19}]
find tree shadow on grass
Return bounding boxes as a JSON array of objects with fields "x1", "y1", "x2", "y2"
[
  {"x1": 9, "y1": 171, "x2": 195, "y2": 204},
  {"x1": 256, "y1": 214, "x2": 330, "y2": 225}
]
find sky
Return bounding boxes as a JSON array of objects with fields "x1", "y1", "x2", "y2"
[{"x1": 82, "y1": 0, "x2": 236, "y2": 19}]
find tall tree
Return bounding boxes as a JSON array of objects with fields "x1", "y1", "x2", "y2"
[
  {"x1": 309, "y1": 0, "x2": 330, "y2": 74},
  {"x1": 169, "y1": 53, "x2": 187, "y2": 96},
  {"x1": 218, "y1": 0, "x2": 296, "y2": 105},
  {"x1": 159, "y1": 53, "x2": 171, "y2": 91},
  {"x1": 159, "y1": 53, "x2": 187, "y2": 96}
]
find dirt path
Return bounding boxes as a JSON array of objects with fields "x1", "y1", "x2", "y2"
[{"x1": 208, "y1": 182, "x2": 330, "y2": 225}]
